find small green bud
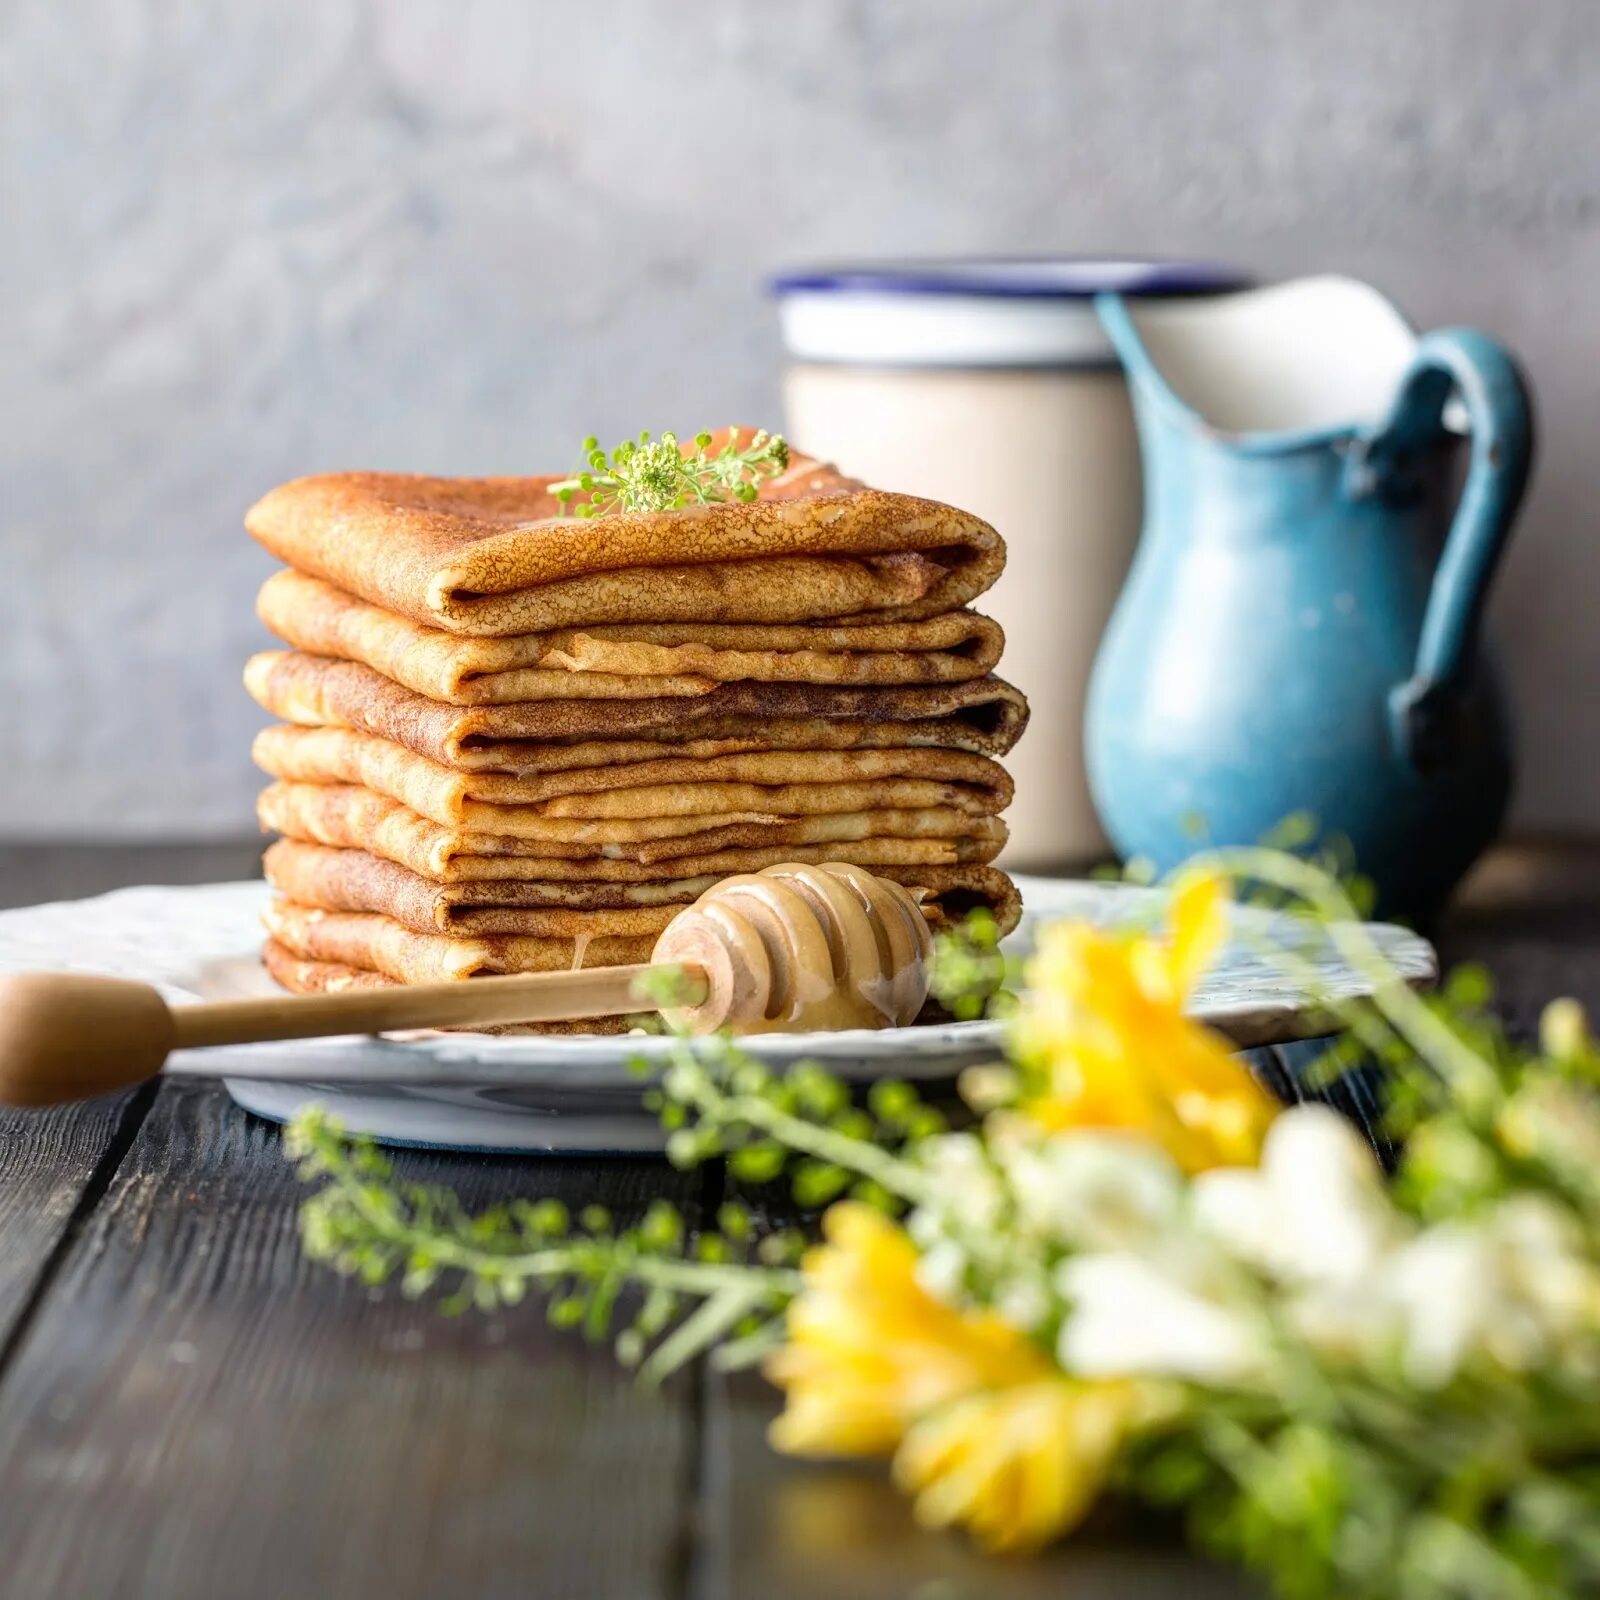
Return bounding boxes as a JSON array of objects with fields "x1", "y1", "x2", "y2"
[
  {"x1": 729, "y1": 1143, "x2": 785, "y2": 1183},
  {"x1": 1542, "y1": 997, "x2": 1591, "y2": 1060},
  {"x1": 549, "y1": 1296, "x2": 586, "y2": 1328},
  {"x1": 666, "y1": 1129, "x2": 704, "y2": 1167},
  {"x1": 869, "y1": 1079, "x2": 918, "y2": 1126},
  {"x1": 757, "y1": 1231, "x2": 802, "y2": 1267},
  {"x1": 792, "y1": 1160, "x2": 851, "y2": 1209},
  {"x1": 640, "y1": 1201, "x2": 684, "y2": 1250},
  {"x1": 731, "y1": 1061, "x2": 770, "y2": 1095}
]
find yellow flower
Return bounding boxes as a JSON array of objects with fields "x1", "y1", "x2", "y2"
[
  {"x1": 765, "y1": 1202, "x2": 1052, "y2": 1457},
  {"x1": 1013, "y1": 869, "x2": 1278, "y2": 1172},
  {"x1": 766, "y1": 1202, "x2": 1136, "y2": 1552},
  {"x1": 894, "y1": 1378, "x2": 1137, "y2": 1554}
]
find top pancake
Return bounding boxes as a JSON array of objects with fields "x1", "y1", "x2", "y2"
[
  {"x1": 246, "y1": 437, "x2": 1004, "y2": 636},
  {"x1": 256, "y1": 571, "x2": 1004, "y2": 703}
]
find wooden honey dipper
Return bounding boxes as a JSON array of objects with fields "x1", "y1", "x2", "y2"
[{"x1": 0, "y1": 863, "x2": 935, "y2": 1108}]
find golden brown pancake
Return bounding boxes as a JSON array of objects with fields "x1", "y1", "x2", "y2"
[
  {"x1": 257, "y1": 572, "x2": 1004, "y2": 703},
  {"x1": 258, "y1": 780, "x2": 1007, "y2": 874},
  {"x1": 267, "y1": 841, "x2": 680, "y2": 936},
  {"x1": 253, "y1": 722, "x2": 1011, "y2": 824},
  {"x1": 264, "y1": 838, "x2": 1021, "y2": 938},
  {"x1": 245, "y1": 438, "x2": 1004, "y2": 635},
  {"x1": 260, "y1": 939, "x2": 637, "y2": 1034},
  {"x1": 263, "y1": 899, "x2": 658, "y2": 983},
  {"x1": 245, "y1": 651, "x2": 1030, "y2": 770}
]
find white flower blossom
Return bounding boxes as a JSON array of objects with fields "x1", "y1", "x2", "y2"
[
  {"x1": 994, "y1": 1273, "x2": 1054, "y2": 1334},
  {"x1": 996, "y1": 1131, "x2": 1184, "y2": 1253},
  {"x1": 1057, "y1": 1253, "x2": 1270, "y2": 1385},
  {"x1": 913, "y1": 1238, "x2": 972, "y2": 1306},
  {"x1": 1193, "y1": 1105, "x2": 1399, "y2": 1286},
  {"x1": 1380, "y1": 1197, "x2": 1600, "y2": 1387},
  {"x1": 912, "y1": 1133, "x2": 1006, "y2": 1237}
]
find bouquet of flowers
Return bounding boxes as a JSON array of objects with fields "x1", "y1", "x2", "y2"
[{"x1": 287, "y1": 851, "x2": 1600, "y2": 1598}]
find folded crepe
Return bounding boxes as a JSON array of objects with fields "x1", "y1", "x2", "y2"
[
  {"x1": 258, "y1": 782, "x2": 1007, "y2": 876},
  {"x1": 259, "y1": 934, "x2": 633, "y2": 1036},
  {"x1": 264, "y1": 863, "x2": 1016, "y2": 984},
  {"x1": 267, "y1": 844, "x2": 680, "y2": 937},
  {"x1": 263, "y1": 900, "x2": 657, "y2": 983},
  {"x1": 246, "y1": 437, "x2": 1004, "y2": 635},
  {"x1": 257, "y1": 572, "x2": 1004, "y2": 703},
  {"x1": 265, "y1": 838, "x2": 1021, "y2": 938},
  {"x1": 246, "y1": 651, "x2": 1029, "y2": 771},
  {"x1": 259, "y1": 941, "x2": 657, "y2": 1035},
  {"x1": 251, "y1": 725, "x2": 1011, "y2": 842}
]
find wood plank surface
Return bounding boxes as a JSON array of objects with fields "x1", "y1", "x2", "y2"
[
  {"x1": 693, "y1": 1367, "x2": 1260, "y2": 1600},
  {"x1": 0, "y1": 1090, "x2": 149, "y2": 1353},
  {"x1": 0, "y1": 846, "x2": 263, "y2": 1381},
  {"x1": 0, "y1": 1080, "x2": 706, "y2": 1600}
]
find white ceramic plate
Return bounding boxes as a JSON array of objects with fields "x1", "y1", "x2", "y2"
[{"x1": 0, "y1": 877, "x2": 1435, "y2": 1153}]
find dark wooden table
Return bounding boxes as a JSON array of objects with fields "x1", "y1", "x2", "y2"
[{"x1": 0, "y1": 843, "x2": 1592, "y2": 1600}]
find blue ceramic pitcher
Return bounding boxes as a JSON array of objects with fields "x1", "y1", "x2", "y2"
[{"x1": 1086, "y1": 277, "x2": 1534, "y2": 920}]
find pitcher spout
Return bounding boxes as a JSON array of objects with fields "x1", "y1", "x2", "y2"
[{"x1": 1097, "y1": 277, "x2": 1422, "y2": 452}]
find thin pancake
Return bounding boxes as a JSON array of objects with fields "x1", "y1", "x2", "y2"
[
  {"x1": 264, "y1": 839, "x2": 1021, "y2": 938},
  {"x1": 260, "y1": 940, "x2": 637, "y2": 1034},
  {"x1": 258, "y1": 782, "x2": 1006, "y2": 877},
  {"x1": 245, "y1": 651, "x2": 1030, "y2": 769},
  {"x1": 246, "y1": 436, "x2": 1004, "y2": 635},
  {"x1": 252, "y1": 725, "x2": 1010, "y2": 832},
  {"x1": 257, "y1": 572, "x2": 1003, "y2": 703},
  {"x1": 266, "y1": 841, "x2": 682, "y2": 936},
  {"x1": 263, "y1": 899, "x2": 657, "y2": 983}
]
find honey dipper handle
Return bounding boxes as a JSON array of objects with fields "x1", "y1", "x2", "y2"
[
  {"x1": 0, "y1": 964, "x2": 709, "y2": 1109},
  {"x1": 170, "y1": 962, "x2": 692, "y2": 1050}
]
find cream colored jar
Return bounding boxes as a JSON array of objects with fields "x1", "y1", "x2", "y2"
[{"x1": 775, "y1": 260, "x2": 1243, "y2": 871}]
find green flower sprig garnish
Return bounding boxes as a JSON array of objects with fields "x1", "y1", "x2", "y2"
[{"x1": 551, "y1": 428, "x2": 790, "y2": 518}]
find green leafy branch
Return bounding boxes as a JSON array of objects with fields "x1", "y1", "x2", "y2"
[
  {"x1": 286, "y1": 1021, "x2": 954, "y2": 1381},
  {"x1": 551, "y1": 428, "x2": 790, "y2": 517},
  {"x1": 928, "y1": 905, "x2": 1021, "y2": 1021},
  {"x1": 639, "y1": 1028, "x2": 946, "y2": 1211},
  {"x1": 285, "y1": 1106, "x2": 801, "y2": 1383}
]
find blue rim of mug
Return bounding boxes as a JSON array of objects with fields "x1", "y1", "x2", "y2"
[{"x1": 769, "y1": 257, "x2": 1248, "y2": 300}]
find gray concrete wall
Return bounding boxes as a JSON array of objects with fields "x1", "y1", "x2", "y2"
[{"x1": 3, "y1": 0, "x2": 1596, "y2": 836}]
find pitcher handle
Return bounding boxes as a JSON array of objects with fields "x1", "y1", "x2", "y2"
[{"x1": 1348, "y1": 328, "x2": 1534, "y2": 771}]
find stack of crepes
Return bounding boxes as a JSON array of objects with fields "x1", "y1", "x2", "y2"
[{"x1": 244, "y1": 433, "x2": 1027, "y2": 1030}]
